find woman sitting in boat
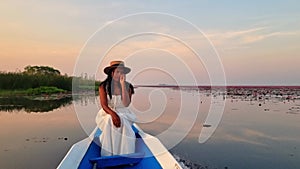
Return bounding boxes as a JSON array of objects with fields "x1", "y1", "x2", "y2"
[{"x1": 96, "y1": 61, "x2": 136, "y2": 156}]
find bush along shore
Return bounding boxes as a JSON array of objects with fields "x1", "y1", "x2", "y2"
[{"x1": 0, "y1": 65, "x2": 100, "y2": 100}]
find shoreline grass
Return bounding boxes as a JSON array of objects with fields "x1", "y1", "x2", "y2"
[{"x1": 0, "y1": 86, "x2": 67, "y2": 97}]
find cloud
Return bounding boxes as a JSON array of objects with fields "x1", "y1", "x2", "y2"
[
  {"x1": 207, "y1": 27, "x2": 267, "y2": 39},
  {"x1": 242, "y1": 31, "x2": 300, "y2": 44},
  {"x1": 205, "y1": 27, "x2": 300, "y2": 49}
]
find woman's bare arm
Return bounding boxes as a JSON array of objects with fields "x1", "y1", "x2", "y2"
[
  {"x1": 120, "y1": 74, "x2": 132, "y2": 107},
  {"x1": 99, "y1": 85, "x2": 121, "y2": 127}
]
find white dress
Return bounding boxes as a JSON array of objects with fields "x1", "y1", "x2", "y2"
[{"x1": 95, "y1": 95, "x2": 136, "y2": 156}]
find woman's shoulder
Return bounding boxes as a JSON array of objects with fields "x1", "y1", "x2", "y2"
[
  {"x1": 99, "y1": 80, "x2": 107, "y2": 87},
  {"x1": 99, "y1": 81, "x2": 108, "y2": 92},
  {"x1": 125, "y1": 81, "x2": 134, "y2": 87},
  {"x1": 125, "y1": 81, "x2": 134, "y2": 94},
  {"x1": 125, "y1": 81, "x2": 133, "y2": 85}
]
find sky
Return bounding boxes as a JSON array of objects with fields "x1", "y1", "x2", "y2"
[{"x1": 1, "y1": 0, "x2": 300, "y2": 85}]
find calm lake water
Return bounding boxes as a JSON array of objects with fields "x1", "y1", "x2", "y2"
[{"x1": 0, "y1": 87, "x2": 299, "y2": 169}]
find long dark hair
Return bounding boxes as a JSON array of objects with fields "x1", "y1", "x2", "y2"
[
  {"x1": 100, "y1": 68, "x2": 134, "y2": 100},
  {"x1": 100, "y1": 68, "x2": 115, "y2": 100}
]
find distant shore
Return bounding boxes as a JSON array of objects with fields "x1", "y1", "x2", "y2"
[
  {"x1": 1, "y1": 85, "x2": 300, "y2": 100},
  {"x1": 134, "y1": 85, "x2": 300, "y2": 89},
  {"x1": 135, "y1": 85, "x2": 300, "y2": 99}
]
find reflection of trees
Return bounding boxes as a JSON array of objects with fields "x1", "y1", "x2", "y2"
[
  {"x1": 0, "y1": 94, "x2": 99, "y2": 113},
  {"x1": 0, "y1": 97, "x2": 72, "y2": 113},
  {"x1": 73, "y1": 94, "x2": 98, "y2": 106}
]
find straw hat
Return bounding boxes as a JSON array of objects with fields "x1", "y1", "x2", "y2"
[{"x1": 104, "y1": 61, "x2": 131, "y2": 75}]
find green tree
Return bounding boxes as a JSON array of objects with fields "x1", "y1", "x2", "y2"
[{"x1": 24, "y1": 65, "x2": 60, "y2": 75}]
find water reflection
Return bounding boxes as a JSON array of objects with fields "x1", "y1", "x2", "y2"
[
  {"x1": 0, "y1": 96, "x2": 72, "y2": 112},
  {"x1": 73, "y1": 94, "x2": 98, "y2": 106},
  {"x1": 135, "y1": 86, "x2": 300, "y2": 169},
  {"x1": 1, "y1": 87, "x2": 300, "y2": 169}
]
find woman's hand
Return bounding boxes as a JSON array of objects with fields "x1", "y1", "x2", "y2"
[
  {"x1": 120, "y1": 74, "x2": 125, "y2": 86},
  {"x1": 119, "y1": 73, "x2": 132, "y2": 107},
  {"x1": 111, "y1": 112, "x2": 121, "y2": 128}
]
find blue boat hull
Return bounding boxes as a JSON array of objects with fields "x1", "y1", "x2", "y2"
[{"x1": 57, "y1": 124, "x2": 182, "y2": 169}]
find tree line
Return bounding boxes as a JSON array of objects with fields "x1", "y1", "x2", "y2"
[{"x1": 0, "y1": 65, "x2": 100, "y2": 92}]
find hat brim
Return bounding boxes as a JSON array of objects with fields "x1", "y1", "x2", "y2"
[{"x1": 104, "y1": 66, "x2": 131, "y2": 75}]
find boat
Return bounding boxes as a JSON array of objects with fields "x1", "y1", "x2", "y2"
[{"x1": 57, "y1": 123, "x2": 183, "y2": 169}]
